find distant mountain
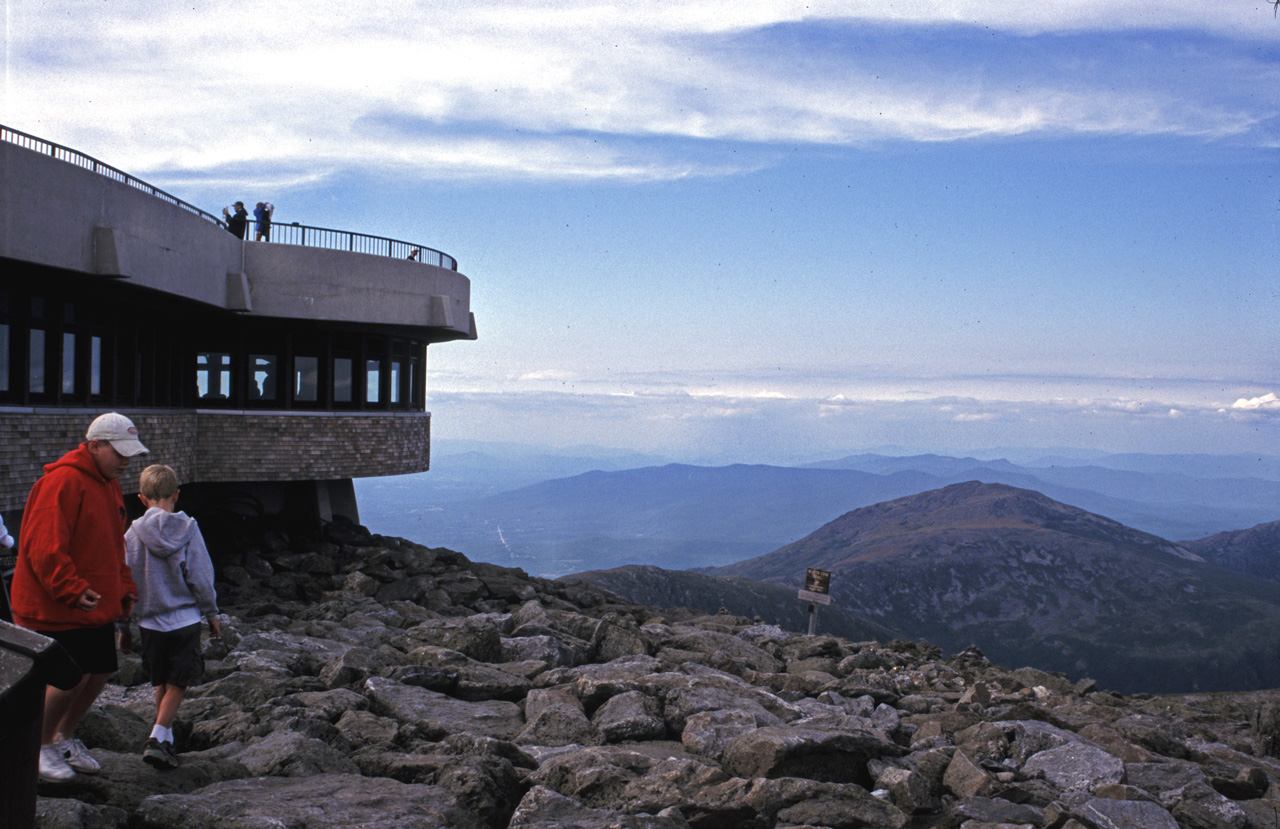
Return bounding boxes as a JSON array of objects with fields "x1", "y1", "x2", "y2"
[
  {"x1": 1182, "y1": 521, "x2": 1280, "y2": 582},
  {"x1": 804, "y1": 453, "x2": 1280, "y2": 540},
  {"x1": 710, "y1": 481, "x2": 1280, "y2": 694},
  {"x1": 562, "y1": 564, "x2": 902, "y2": 644},
  {"x1": 357, "y1": 451, "x2": 1280, "y2": 579}
]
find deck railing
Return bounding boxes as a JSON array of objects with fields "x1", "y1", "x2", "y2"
[{"x1": 1, "y1": 124, "x2": 457, "y2": 271}]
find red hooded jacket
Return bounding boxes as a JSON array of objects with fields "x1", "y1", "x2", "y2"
[{"x1": 10, "y1": 444, "x2": 137, "y2": 631}]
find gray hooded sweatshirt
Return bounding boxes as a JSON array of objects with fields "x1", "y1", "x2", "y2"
[{"x1": 125, "y1": 507, "x2": 218, "y2": 632}]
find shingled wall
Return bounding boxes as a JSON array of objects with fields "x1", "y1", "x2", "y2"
[{"x1": 0, "y1": 409, "x2": 428, "y2": 513}]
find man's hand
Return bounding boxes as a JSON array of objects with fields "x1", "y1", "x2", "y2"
[
  {"x1": 208, "y1": 615, "x2": 222, "y2": 639},
  {"x1": 76, "y1": 588, "x2": 101, "y2": 611},
  {"x1": 121, "y1": 592, "x2": 137, "y2": 620},
  {"x1": 117, "y1": 628, "x2": 133, "y2": 655}
]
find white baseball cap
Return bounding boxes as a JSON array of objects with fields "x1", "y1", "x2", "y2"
[{"x1": 86, "y1": 412, "x2": 150, "y2": 457}]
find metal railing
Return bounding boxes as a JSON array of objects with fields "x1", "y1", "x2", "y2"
[{"x1": 1, "y1": 124, "x2": 457, "y2": 271}]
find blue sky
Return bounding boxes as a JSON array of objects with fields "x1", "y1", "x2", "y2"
[{"x1": 4, "y1": 1, "x2": 1277, "y2": 463}]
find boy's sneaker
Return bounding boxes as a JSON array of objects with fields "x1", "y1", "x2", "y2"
[
  {"x1": 38, "y1": 744, "x2": 76, "y2": 782},
  {"x1": 57, "y1": 737, "x2": 101, "y2": 774},
  {"x1": 143, "y1": 737, "x2": 178, "y2": 770}
]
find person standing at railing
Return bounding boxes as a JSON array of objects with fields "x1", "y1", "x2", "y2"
[
  {"x1": 222, "y1": 202, "x2": 248, "y2": 239},
  {"x1": 253, "y1": 201, "x2": 274, "y2": 242}
]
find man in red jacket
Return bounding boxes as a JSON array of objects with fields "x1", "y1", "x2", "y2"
[{"x1": 11, "y1": 412, "x2": 148, "y2": 782}]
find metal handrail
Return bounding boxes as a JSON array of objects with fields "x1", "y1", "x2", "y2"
[{"x1": 1, "y1": 123, "x2": 457, "y2": 271}]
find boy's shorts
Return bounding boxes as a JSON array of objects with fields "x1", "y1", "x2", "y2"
[
  {"x1": 36, "y1": 623, "x2": 118, "y2": 675},
  {"x1": 139, "y1": 623, "x2": 205, "y2": 687}
]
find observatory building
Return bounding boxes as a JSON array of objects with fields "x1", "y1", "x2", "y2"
[{"x1": 0, "y1": 125, "x2": 476, "y2": 530}]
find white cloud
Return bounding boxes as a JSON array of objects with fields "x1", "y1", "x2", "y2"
[
  {"x1": 4, "y1": 0, "x2": 1274, "y2": 185},
  {"x1": 1232, "y1": 393, "x2": 1280, "y2": 411}
]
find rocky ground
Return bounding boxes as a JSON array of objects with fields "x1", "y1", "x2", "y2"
[{"x1": 32, "y1": 520, "x2": 1280, "y2": 828}]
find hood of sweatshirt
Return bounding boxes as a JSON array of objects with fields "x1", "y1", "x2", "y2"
[
  {"x1": 45, "y1": 444, "x2": 109, "y2": 483},
  {"x1": 131, "y1": 508, "x2": 199, "y2": 559}
]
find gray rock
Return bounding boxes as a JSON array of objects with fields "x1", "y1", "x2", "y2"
[
  {"x1": 502, "y1": 633, "x2": 579, "y2": 667},
  {"x1": 772, "y1": 780, "x2": 909, "y2": 829},
  {"x1": 944, "y1": 749, "x2": 996, "y2": 798},
  {"x1": 36, "y1": 750, "x2": 246, "y2": 813},
  {"x1": 76, "y1": 704, "x2": 151, "y2": 754},
  {"x1": 407, "y1": 644, "x2": 532, "y2": 701},
  {"x1": 364, "y1": 675, "x2": 524, "y2": 740},
  {"x1": 1124, "y1": 760, "x2": 1208, "y2": 794},
  {"x1": 335, "y1": 708, "x2": 402, "y2": 748},
  {"x1": 1166, "y1": 780, "x2": 1248, "y2": 829},
  {"x1": 1079, "y1": 797, "x2": 1181, "y2": 829},
  {"x1": 275, "y1": 687, "x2": 368, "y2": 722},
  {"x1": 318, "y1": 645, "x2": 388, "y2": 688},
  {"x1": 227, "y1": 729, "x2": 360, "y2": 776},
  {"x1": 664, "y1": 627, "x2": 782, "y2": 674},
  {"x1": 133, "y1": 773, "x2": 487, "y2": 829},
  {"x1": 518, "y1": 699, "x2": 601, "y2": 747},
  {"x1": 875, "y1": 765, "x2": 936, "y2": 814},
  {"x1": 593, "y1": 689, "x2": 667, "y2": 743},
  {"x1": 509, "y1": 785, "x2": 691, "y2": 829},
  {"x1": 721, "y1": 724, "x2": 902, "y2": 787},
  {"x1": 406, "y1": 615, "x2": 507, "y2": 662},
  {"x1": 527, "y1": 745, "x2": 658, "y2": 808},
  {"x1": 681, "y1": 708, "x2": 759, "y2": 759},
  {"x1": 437, "y1": 754, "x2": 524, "y2": 827},
  {"x1": 661, "y1": 672, "x2": 794, "y2": 734},
  {"x1": 951, "y1": 795, "x2": 1044, "y2": 825},
  {"x1": 592, "y1": 617, "x2": 652, "y2": 663},
  {"x1": 34, "y1": 798, "x2": 128, "y2": 829},
  {"x1": 1023, "y1": 742, "x2": 1124, "y2": 793}
]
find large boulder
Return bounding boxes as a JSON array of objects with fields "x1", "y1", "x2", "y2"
[
  {"x1": 721, "y1": 724, "x2": 903, "y2": 787},
  {"x1": 132, "y1": 774, "x2": 487, "y2": 829},
  {"x1": 363, "y1": 676, "x2": 524, "y2": 740}
]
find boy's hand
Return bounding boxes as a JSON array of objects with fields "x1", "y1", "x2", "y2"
[
  {"x1": 117, "y1": 628, "x2": 133, "y2": 655},
  {"x1": 208, "y1": 615, "x2": 222, "y2": 639},
  {"x1": 121, "y1": 592, "x2": 137, "y2": 619}
]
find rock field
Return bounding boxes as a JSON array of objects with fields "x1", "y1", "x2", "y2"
[{"x1": 33, "y1": 521, "x2": 1280, "y2": 828}]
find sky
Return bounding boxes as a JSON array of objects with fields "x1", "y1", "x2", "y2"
[{"x1": 3, "y1": 1, "x2": 1278, "y2": 464}]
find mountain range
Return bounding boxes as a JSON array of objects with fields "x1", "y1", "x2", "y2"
[
  {"x1": 572, "y1": 481, "x2": 1280, "y2": 694},
  {"x1": 357, "y1": 449, "x2": 1280, "y2": 578}
]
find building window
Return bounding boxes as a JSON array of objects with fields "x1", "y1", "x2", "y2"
[
  {"x1": 366, "y1": 358, "x2": 381, "y2": 404},
  {"x1": 250, "y1": 354, "x2": 278, "y2": 401},
  {"x1": 30, "y1": 329, "x2": 46, "y2": 394},
  {"x1": 390, "y1": 359, "x2": 402, "y2": 404},
  {"x1": 62, "y1": 332, "x2": 76, "y2": 394},
  {"x1": 334, "y1": 357, "x2": 353, "y2": 403},
  {"x1": 90, "y1": 335, "x2": 102, "y2": 396},
  {"x1": 0, "y1": 323, "x2": 9, "y2": 393},
  {"x1": 197, "y1": 351, "x2": 232, "y2": 400},
  {"x1": 295, "y1": 356, "x2": 319, "y2": 402}
]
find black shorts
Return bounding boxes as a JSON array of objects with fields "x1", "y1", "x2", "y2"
[
  {"x1": 139, "y1": 623, "x2": 205, "y2": 688},
  {"x1": 36, "y1": 624, "x2": 118, "y2": 675}
]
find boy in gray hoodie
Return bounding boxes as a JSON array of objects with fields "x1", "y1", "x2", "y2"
[{"x1": 120, "y1": 465, "x2": 219, "y2": 769}]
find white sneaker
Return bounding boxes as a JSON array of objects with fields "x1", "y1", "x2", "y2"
[
  {"x1": 57, "y1": 737, "x2": 101, "y2": 774},
  {"x1": 38, "y1": 744, "x2": 76, "y2": 782}
]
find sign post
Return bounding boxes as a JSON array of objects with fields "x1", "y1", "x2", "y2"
[{"x1": 797, "y1": 568, "x2": 831, "y2": 636}]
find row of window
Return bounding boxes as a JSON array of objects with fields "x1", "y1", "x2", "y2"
[
  {"x1": 0, "y1": 284, "x2": 427, "y2": 412},
  {"x1": 196, "y1": 349, "x2": 419, "y2": 407}
]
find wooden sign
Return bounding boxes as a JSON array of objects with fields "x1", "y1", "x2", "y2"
[{"x1": 798, "y1": 567, "x2": 831, "y2": 605}]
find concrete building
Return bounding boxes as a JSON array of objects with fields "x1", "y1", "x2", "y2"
[{"x1": 0, "y1": 125, "x2": 476, "y2": 534}]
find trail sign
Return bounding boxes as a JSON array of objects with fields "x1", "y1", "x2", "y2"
[{"x1": 798, "y1": 567, "x2": 831, "y2": 606}]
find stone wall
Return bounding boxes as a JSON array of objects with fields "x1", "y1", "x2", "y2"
[{"x1": 0, "y1": 408, "x2": 428, "y2": 513}]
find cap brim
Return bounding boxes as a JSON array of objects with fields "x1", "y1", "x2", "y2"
[{"x1": 110, "y1": 439, "x2": 150, "y2": 457}]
